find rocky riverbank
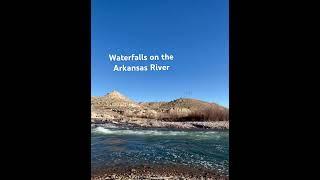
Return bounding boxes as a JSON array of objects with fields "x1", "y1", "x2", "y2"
[
  {"x1": 91, "y1": 165, "x2": 228, "y2": 180},
  {"x1": 91, "y1": 91, "x2": 229, "y2": 130},
  {"x1": 92, "y1": 118, "x2": 229, "y2": 130}
]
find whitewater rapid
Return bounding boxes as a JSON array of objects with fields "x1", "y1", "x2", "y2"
[{"x1": 91, "y1": 124, "x2": 229, "y2": 175}]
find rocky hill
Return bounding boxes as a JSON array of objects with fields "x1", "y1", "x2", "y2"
[
  {"x1": 92, "y1": 90, "x2": 140, "y2": 110},
  {"x1": 91, "y1": 91, "x2": 229, "y2": 129}
]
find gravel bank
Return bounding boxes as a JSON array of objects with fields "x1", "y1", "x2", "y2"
[
  {"x1": 91, "y1": 165, "x2": 228, "y2": 180},
  {"x1": 92, "y1": 118, "x2": 229, "y2": 130}
]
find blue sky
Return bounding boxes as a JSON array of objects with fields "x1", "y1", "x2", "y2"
[{"x1": 92, "y1": 0, "x2": 229, "y2": 107}]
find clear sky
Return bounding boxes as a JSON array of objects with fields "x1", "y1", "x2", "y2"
[{"x1": 92, "y1": 0, "x2": 229, "y2": 107}]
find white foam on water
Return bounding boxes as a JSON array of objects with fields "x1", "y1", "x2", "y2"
[
  {"x1": 93, "y1": 127, "x2": 115, "y2": 134},
  {"x1": 92, "y1": 126, "x2": 223, "y2": 138}
]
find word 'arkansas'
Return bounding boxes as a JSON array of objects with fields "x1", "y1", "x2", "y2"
[{"x1": 113, "y1": 64, "x2": 170, "y2": 71}]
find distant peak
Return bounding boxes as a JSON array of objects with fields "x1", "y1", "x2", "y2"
[
  {"x1": 104, "y1": 90, "x2": 130, "y2": 101},
  {"x1": 109, "y1": 90, "x2": 121, "y2": 95}
]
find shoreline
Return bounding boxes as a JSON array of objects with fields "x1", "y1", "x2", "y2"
[
  {"x1": 92, "y1": 164, "x2": 229, "y2": 180},
  {"x1": 91, "y1": 118, "x2": 229, "y2": 130}
]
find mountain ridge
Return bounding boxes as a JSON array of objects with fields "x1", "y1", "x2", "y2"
[
  {"x1": 92, "y1": 91, "x2": 228, "y2": 125},
  {"x1": 93, "y1": 91, "x2": 228, "y2": 109}
]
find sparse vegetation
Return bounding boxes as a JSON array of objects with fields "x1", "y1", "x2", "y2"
[{"x1": 160, "y1": 107, "x2": 228, "y2": 122}]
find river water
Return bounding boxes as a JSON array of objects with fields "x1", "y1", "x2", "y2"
[{"x1": 91, "y1": 124, "x2": 229, "y2": 175}]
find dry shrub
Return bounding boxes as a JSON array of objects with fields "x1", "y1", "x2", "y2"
[
  {"x1": 158, "y1": 111, "x2": 181, "y2": 121},
  {"x1": 160, "y1": 107, "x2": 228, "y2": 122}
]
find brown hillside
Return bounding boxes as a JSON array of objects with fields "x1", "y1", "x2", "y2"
[{"x1": 91, "y1": 91, "x2": 228, "y2": 122}]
